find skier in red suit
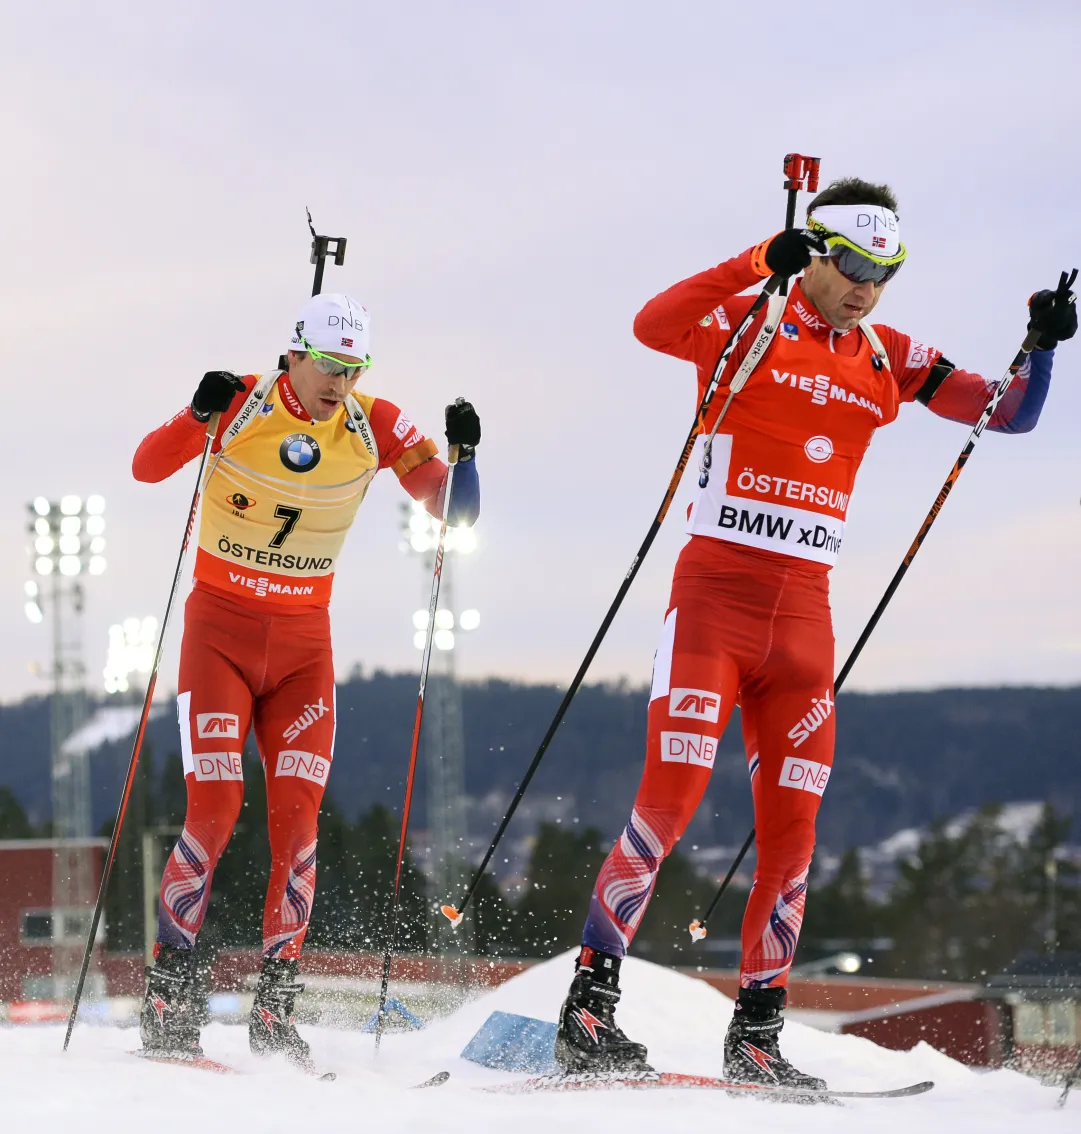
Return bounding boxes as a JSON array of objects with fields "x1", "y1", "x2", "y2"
[
  {"x1": 132, "y1": 292, "x2": 481, "y2": 1068},
  {"x1": 554, "y1": 177, "x2": 1076, "y2": 1090}
]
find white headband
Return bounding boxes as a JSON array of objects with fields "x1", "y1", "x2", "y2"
[{"x1": 808, "y1": 204, "x2": 901, "y2": 258}]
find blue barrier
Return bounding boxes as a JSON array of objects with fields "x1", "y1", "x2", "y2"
[{"x1": 460, "y1": 1011, "x2": 559, "y2": 1072}]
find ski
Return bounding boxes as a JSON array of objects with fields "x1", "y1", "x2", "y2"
[
  {"x1": 131, "y1": 1050, "x2": 238, "y2": 1075},
  {"x1": 131, "y1": 1051, "x2": 449, "y2": 1088},
  {"x1": 131, "y1": 1051, "x2": 335, "y2": 1081},
  {"x1": 483, "y1": 1070, "x2": 935, "y2": 1100}
]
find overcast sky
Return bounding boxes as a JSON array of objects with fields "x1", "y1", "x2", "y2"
[{"x1": 2, "y1": 1, "x2": 1080, "y2": 705}]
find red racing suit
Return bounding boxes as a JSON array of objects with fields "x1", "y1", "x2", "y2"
[
  {"x1": 134, "y1": 372, "x2": 450, "y2": 960},
  {"x1": 581, "y1": 247, "x2": 1054, "y2": 988}
]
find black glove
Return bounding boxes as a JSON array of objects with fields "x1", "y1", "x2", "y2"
[
  {"x1": 445, "y1": 398, "x2": 481, "y2": 461},
  {"x1": 751, "y1": 228, "x2": 829, "y2": 278},
  {"x1": 192, "y1": 371, "x2": 245, "y2": 421},
  {"x1": 1028, "y1": 269, "x2": 1078, "y2": 350}
]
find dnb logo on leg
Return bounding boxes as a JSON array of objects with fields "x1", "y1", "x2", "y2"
[
  {"x1": 275, "y1": 750, "x2": 330, "y2": 786},
  {"x1": 279, "y1": 433, "x2": 321, "y2": 473},
  {"x1": 660, "y1": 731, "x2": 717, "y2": 769},
  {"x1": 193, "y1": 752, "x2": 243, "y2": 781},
  {"x1": 780, "y1": 756, "x2": 831, "y2": 796}
]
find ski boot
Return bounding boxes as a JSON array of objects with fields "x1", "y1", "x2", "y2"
[
  {"x1": 554, "y1": 947, "x2": 652, "y2": 1073},
  {"x1": 724, "y1": 986, "x2": 827, "y2": 1097},
  {"x1": 139, "y1": 943, "x2": 205, "y2": 1056},
  {"x1": 249, "y1": 957, "x2": 312, "y2": 1069}
]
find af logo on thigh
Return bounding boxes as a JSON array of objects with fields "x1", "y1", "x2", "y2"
[{"x1": 668, "y1": 687, "x2": 721, "y2": 723}]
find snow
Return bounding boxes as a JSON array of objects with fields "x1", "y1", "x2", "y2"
[
  {"x1": 3, "y1": 952, "x2": 1075, "y2": 1133},
  {"x1": 59, "y1": 704, "x2": 164, "y2": 757}
]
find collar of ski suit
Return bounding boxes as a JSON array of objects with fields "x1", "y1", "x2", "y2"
[
  {"x1": 278, "y1": 373, "x2": 315, "y2": 422},
  {"x1": 785, "y1": 281, "x2": 862, "y2": 351}
]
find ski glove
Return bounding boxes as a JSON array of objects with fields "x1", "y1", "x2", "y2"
[
  {"x1": 445, "y1": 398, "x2": 481, "y2": 462},
  {"x1": 192, "y1": 371, "x2": 245, "y2": 422},
  {"x1": 1028, "y1": 269, "x2": 1078, "y2": 351},
  {"x1": 749, "y1": 228, "x2": 829, "y2": 279}
]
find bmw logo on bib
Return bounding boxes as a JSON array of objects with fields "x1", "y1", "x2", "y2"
[{"x1": 280, "y1": 433, "x2": 322, "y2": 473}]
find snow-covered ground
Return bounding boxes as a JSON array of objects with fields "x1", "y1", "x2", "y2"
[{"x1": 3, "y1": 952, "x2": 1074, "y2": 1133}]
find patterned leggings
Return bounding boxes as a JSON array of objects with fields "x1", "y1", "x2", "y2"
[
  {"x1": 157, "y1": 587, "x2": 334, "y2": 961},
  {"x1": 581, "y1": 538, "x2": 835, "y2": 989}
]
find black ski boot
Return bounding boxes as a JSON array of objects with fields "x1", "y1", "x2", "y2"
[
  {"x1": 249, "y1": 957, "x2": 312, "y2": 1069},
  {"x1": 724, "y1": 986, "x2": 826, "y2": 1096},
  {"x1": 139, "y1": 944, "x2": 204, "y2": 1056},
  {"x1": 554, "y1": 947, "x2": 652, "y2": 1073}
]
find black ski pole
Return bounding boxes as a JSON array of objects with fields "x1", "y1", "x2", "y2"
[
  {"x1": 63, "y1": 412, "x2": 222, "y2": 1050},
  {"x1": 374, "y1": 451, "x2": 459, "y2": 1050},
  {"x1": 690, "y1": 308, "x2": 1069, "y2": 941},
  {"x1": 65, "y1": 215, "x2": 348, "y2": 1050},
  {"x1": 441, "y1": 153, "x2": 821, "y2": 929}
]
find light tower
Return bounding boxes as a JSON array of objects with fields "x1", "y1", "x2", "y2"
[
  {"x1": 25, "y1": 494, "x2": 107, "y2": 999},
  {"x1": 400, "y1": 500, "x2": 479, "y2": 953}
]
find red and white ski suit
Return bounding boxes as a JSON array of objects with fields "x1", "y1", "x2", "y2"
[
  {"x1": 134, "y1": 373, "x2": 448, "y2": 960},
  {"x1": 581, "y1": 246, "x2": 1053, "y2": 988}
]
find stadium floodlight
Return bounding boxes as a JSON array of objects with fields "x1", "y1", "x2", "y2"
[
  {"x1": 791, "y1": 950, "x2": 862, "y2": 976},
  {"x1": 401, "y1": 499, "x2": 480, "y2": 650},
  {"x1": 24, "y1": 580, "x2": 43, "y2": 624},
  {"x1": 25, "y1": 496, "x2": 106, "y2": 580},
  {"x1": 447, "y1": 525, "x2": 477, "y2": 555},
  {"x1": 103, "y1": 615, "x2": 159, "y2": 694}
]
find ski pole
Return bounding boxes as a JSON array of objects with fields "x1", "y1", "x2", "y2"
[
  {"x1": 374, "y1": 446, "x2": 460, "y2": 1050},
  {"x1": 65, "y1": 213, "x2": 348, "y2": 1050},
  {"x1": 63, "y1": 412, "x2": 221, "y2": 1050},
  {"x1": 440, "y1": 153, "x2": 820, "y2": 929},
  {"x1": 689, "y1": 315, "x2": 1061, "y2": 941}
]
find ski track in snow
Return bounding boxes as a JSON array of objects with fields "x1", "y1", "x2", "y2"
[{"x1": 4, "y1": 953, "x2": 1075, "y2": 1133}]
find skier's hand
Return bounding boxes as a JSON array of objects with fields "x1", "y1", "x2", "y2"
[
  {"x1": 1028, "y1": 269, "x2": 1078, "y2": 351},
  {"x1": 192, "y1": 371, "x2": 245, "y2": 422},
  {"x1": 445, "y1": 398, "x2": 480, "y2": 461},
  {"x1": 750, "y1": 228, "x2": 830, "y2": 279}
]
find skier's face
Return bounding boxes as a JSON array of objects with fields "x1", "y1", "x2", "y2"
[
  {"x1": 287, "y1": 350, "x2": 363, "y2": 421},
  {"x1": 802, "y1": 256, "x2": 886, "y2": 331}
]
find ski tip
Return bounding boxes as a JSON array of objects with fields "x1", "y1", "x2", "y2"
[
  {"x1": 413, "y1": 1070, "x2": 451, "y2": 1088},
  {"x1": 688, "y1": 920, "x2": 707, "y2": 942},
  {"x1": 440, "y1": 904, "x2": 463, "y2": 928}
]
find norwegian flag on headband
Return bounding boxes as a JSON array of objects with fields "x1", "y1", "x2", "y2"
[
  {"x1": 871, "y1": 236, "x2": 887, "y2": 249},
  {"x1": 341, "y1": 337, "x2": 354, "y2": 348}
]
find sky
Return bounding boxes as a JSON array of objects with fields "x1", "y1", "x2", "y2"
[{"x1": 2, "y1": 0, "x2": 1080, "y2": 705}]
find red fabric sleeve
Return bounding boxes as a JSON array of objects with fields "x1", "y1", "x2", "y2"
[
  {"x1": 873, "y1": 325, "x2": 946, "y2": 402},
  {"x1": 131, "y1": 375, "x2": 259, "y2": 483},
  {"x1": 632, "y1": 248, "x2": 767, "y2": 370},
  {"x1": 367, "y1": 397, "x2": 447, "y2": 517},
  {"x1": 874, "y1": 324, "x2": 1019, "y2": 428}
]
